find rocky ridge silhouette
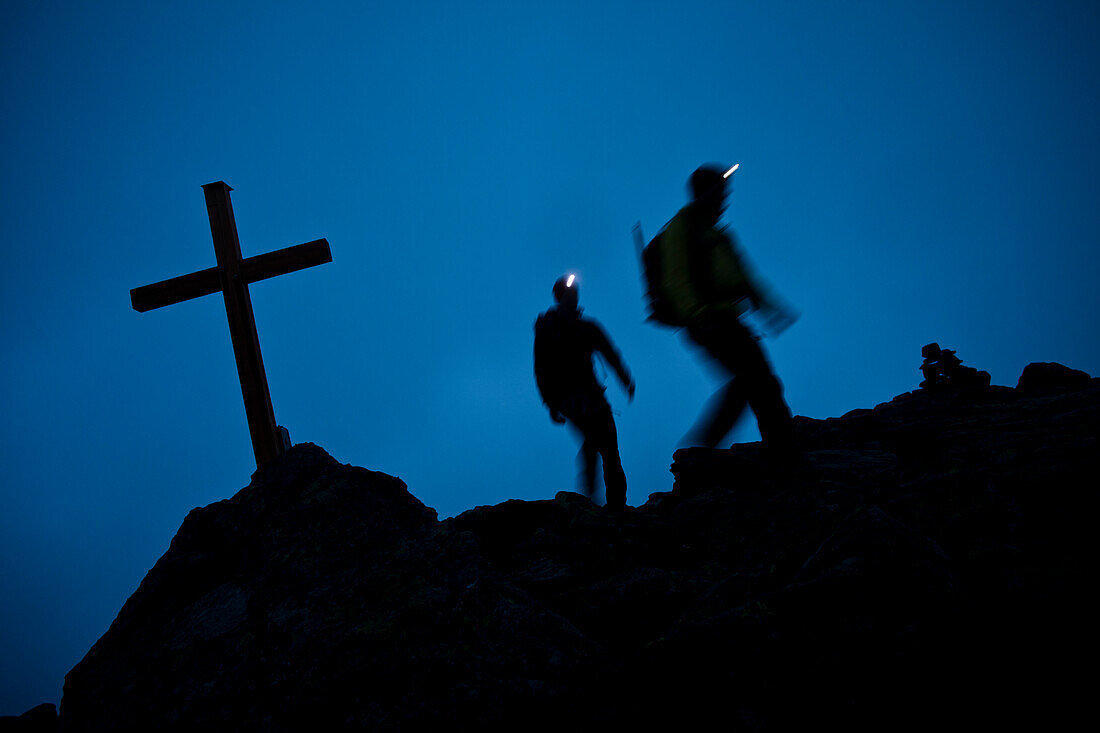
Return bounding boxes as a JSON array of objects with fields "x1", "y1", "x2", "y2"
[{"x1": 39, "y1": 363, "x2": 1096, "y2": 731}]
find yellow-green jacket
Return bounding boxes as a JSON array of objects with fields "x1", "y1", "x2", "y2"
[{"x1": 659, "y1": 204, "x2": 770, "y2": 325}]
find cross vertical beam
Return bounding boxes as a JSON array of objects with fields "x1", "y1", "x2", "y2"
[
  {"x1": 131, "y1": 182, "x2": 331, "y2": 470},
  {"x1": 201, "y1": 182, "x2": 282, "y2": 468}
]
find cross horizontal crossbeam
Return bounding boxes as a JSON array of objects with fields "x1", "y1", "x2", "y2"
[{"x1": 130, "y1": 239, "x2": 331, "y2": 312}]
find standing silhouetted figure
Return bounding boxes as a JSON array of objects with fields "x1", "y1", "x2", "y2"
[
  {"x1": 535, "y1": 275, "x2": 635, "y2": 509},
  {"x1": 658, "y1": 164, "x2": 798, "y2": 455}
]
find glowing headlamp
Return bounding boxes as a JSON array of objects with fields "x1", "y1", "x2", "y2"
[
  {"x1": 723, "y1": 163, "x2": 740, "y2": 179},
  {"x1": 566, "y1": 274, "x2": 576, "y2": 288}
]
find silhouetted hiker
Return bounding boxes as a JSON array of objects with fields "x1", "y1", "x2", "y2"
[
  {"x1": 643, "y1": 164, "x2": 798, "y2": 456},
  {"x1": 535, "y1": 275, "x2": 635, "y2": 510},
  {"x1": 920, "y1": 343, "x2": 991, "y2": 388}
]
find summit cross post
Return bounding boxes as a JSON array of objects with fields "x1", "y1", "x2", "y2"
[{"x1": 130, "y1": 182, "x2": 332, "y2": 469}]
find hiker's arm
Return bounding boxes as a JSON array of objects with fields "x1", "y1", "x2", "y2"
[
  {"x1": 726, "y1": 230, "x2": 798, "y2": 333},
  {"x1": 726, "y1": 229, "x2": 772, "y2": 311},
  {"x1": 593, "y1": 325, "x2": 635, "y2": 398}
]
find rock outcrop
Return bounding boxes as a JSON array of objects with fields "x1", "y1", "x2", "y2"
[
  {"x1": 59, "y1": 364, "x2": 1097, "y2": 731},
  {"x1": 1016, "y1": 361, "x2": 1092, "y2": 392},
  {"x1": 0, "y1": 704, "x2": 57, "y2": 733}
]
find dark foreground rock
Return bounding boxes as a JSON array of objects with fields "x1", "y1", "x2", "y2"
[
  {"x1": 60, "y1": 364, "x2": 1097, "y2": 731},
  {"x1": 0, "y1": 704, "x2": 57, "y2": 733},
  {"x1": 1016, "y1": 360, "x2": 1092, "y2": 391}
]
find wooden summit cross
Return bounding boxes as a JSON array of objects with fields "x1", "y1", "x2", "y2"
[{"x1": 131, "y1": 182, "x2": 332, "y2": 469}]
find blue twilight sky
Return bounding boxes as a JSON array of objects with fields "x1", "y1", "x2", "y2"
[{"x1": 2, "y1": 0, "x2": 1098, "y2": 714}]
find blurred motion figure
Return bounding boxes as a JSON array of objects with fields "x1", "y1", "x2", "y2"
[
  {"x1": 534, "y1": 275, "x2": 635, "y2": 510},
  {"x1": 645, "y1": 164, "x2": 798, "y2": 455}
]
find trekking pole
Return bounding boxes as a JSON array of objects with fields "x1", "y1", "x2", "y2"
[
  {"x1": 631, "y1": 222, "x2": 645, "y2": 259},
  {"x1": 631, "y1": 222, "x2": 650, "y2": 306}
]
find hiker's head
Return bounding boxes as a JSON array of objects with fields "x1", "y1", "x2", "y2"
[
  {"x1": 553, "y1": 274, "x2": 579, "y2": 310},
  {"x1": 690, "y1": 164, "x2": 731, "y2": 222}
]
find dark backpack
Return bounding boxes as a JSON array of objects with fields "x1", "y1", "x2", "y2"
[{"x1": 634, "y1": 223, "x2": 685, "y2": 327}]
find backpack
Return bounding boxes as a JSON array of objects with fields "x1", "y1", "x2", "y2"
[{"x1": 633, "y1": 223, "x2": 685, "y2": 327}]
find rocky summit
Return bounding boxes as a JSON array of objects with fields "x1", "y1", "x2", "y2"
[{"x1": 56, "y1": 363, "x2": 1096, "y2": 731}]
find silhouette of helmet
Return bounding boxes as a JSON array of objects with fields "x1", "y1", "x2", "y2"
[
  {"x1": 553, "y1": 274, "x2": 579, "y2": 304},
  {"x1": 690, "y1": 164, "x2": 730, "y2": 200}
]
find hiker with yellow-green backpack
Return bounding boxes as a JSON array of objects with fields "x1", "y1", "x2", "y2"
[{"x1": 637, "y1": 163, "x2": 798, "y2": 458}]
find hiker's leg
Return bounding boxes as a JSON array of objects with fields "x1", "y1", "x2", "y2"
[
  {"x1": 693, "y1": 317, "x2": 793, "y2": 452},
  {"x1": 594, "y1": 409, "x2": 627, "y2": 509},
  {"x1": 686, "y1": 317, "x2": 751, "y2": 447},
  {"x1": 564, "y1": 404, "x2": 600, "y2": 498},
  {"x1": 735, "y1": 334, "x2": 795, "y2": 454},
  {"x1": 578, "y1": 434, "x2": 598, "y2": 498},
  {"x1": 696, "y1": 377, "x2": 750, "y2": 448}
]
